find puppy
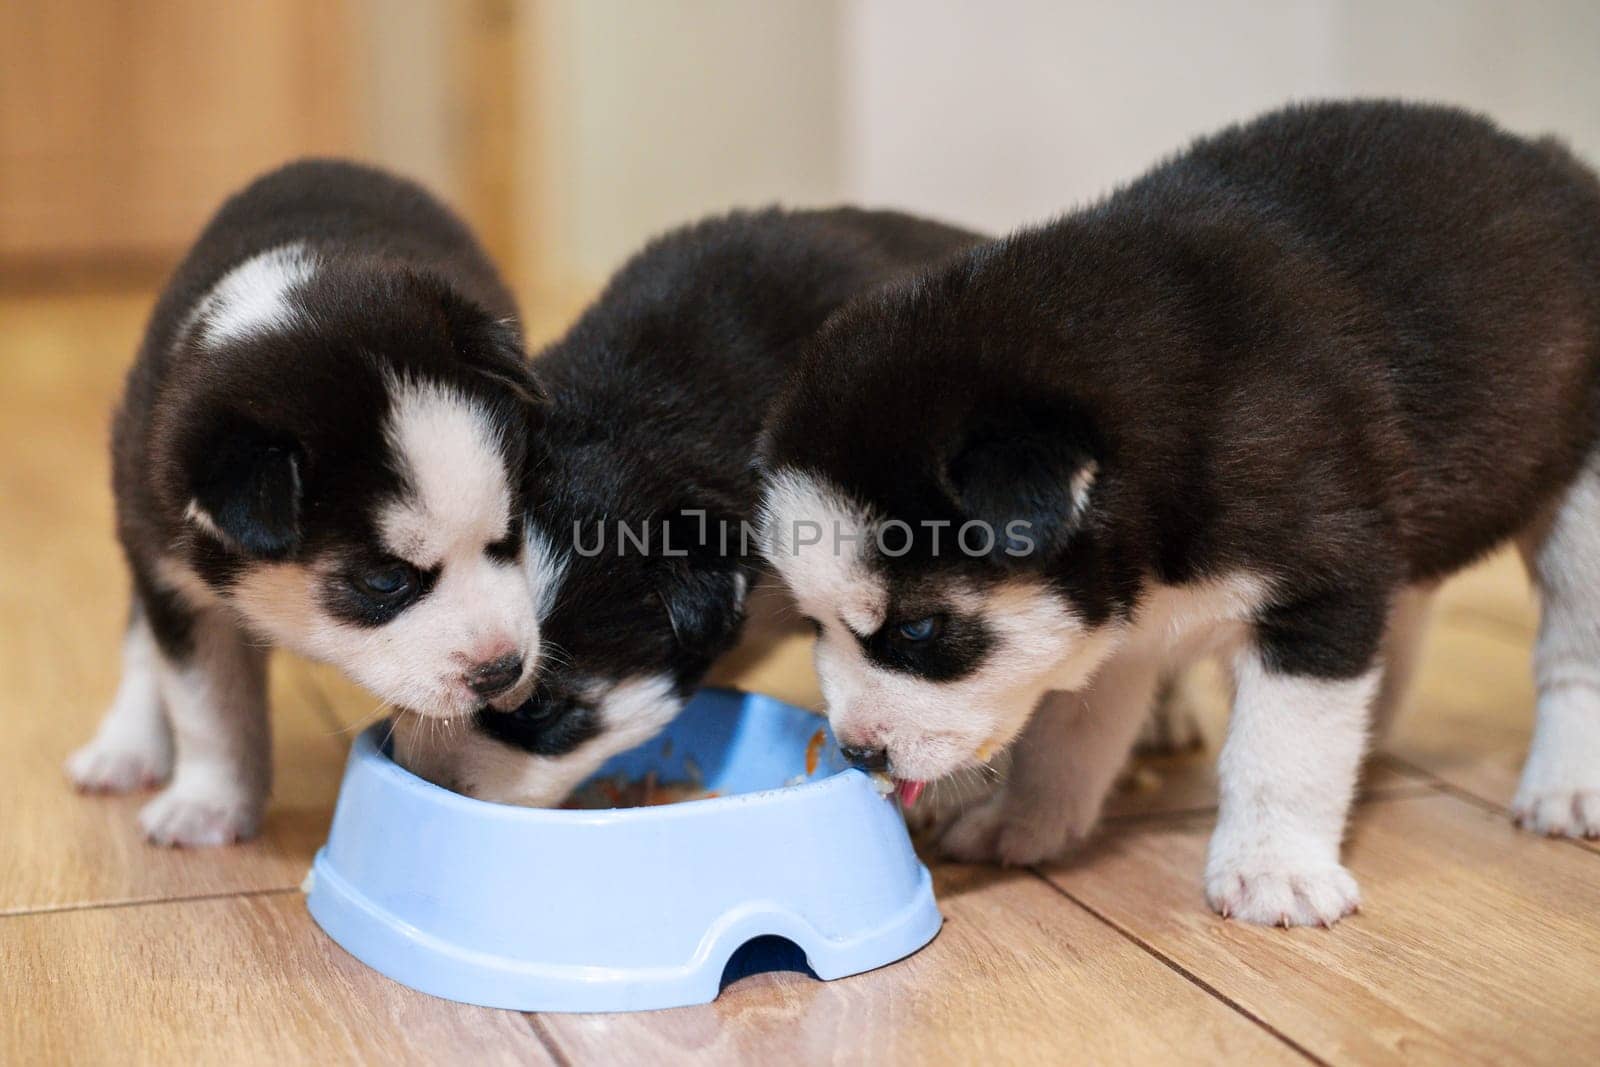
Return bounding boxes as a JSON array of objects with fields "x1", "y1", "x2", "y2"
[
  {"x1": 69, "y1": 160, "x2": 543, "y2": 845},
  {"x1": 394, "y1": 207, "x2": 984, "y2": 804},
  {"x1": 758, "y1": 101, "x2": 1600, "y2": 925}
]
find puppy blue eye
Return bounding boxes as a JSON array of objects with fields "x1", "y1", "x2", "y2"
[
  {"x1": 352, "y1": 562, "x2": 416, "y2": 601},
  {"x1": 897, "y1": 616, "x2": 940, "y2": 642}
]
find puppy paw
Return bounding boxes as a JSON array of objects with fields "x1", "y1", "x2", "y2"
[
  {"x1": 995, "y1": 814, "x2": 1080, "y2": 866},
  {"x1": 938, "y1": 798, "x2": 1006, "y2": 863},
  {"x1": 139, "y1": 783, "x2": 261, "y2": 847},
  {"x1": 1205, "y1": 860, "x2": 1360, "y2": 927},
  {"x1": 903, "y1": 772, "x2": 1003, "y2": 840},
  {"x1": 1512, "y1": 787, "x2": 1600, "y2": 839},
  {"x1": 938, "y1": 798, "x2": 1079, "y2": 866},
  {"x1": 66, "y1": 734, "x2": 172, "y2": 793}
]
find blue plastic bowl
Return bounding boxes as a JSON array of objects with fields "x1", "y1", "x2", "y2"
[{"x1": 305, "y1": 688, "x2": 941, "y2": 1012}]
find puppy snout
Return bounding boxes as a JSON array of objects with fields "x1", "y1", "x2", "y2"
[
  {"x1": 840, "y1": 744, "x2": 890, "y2": 773},
  {"x1": 465, "y1": 654, "x2": 525, "y2": 698}
]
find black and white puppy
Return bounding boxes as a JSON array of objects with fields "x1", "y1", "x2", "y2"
[
  {"x1": 759, "y1": 101, "x2": 1600, "y2": 925},
  {"x1": 394, "y1": 207, "x2": 984, "y2": 804},
  {"x1": 70, "y1": 160, "x2": 543, "y2": 845}
]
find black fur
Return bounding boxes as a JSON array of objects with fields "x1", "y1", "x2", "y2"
[
  {"x1": 763, "y1": 101, "x2": 1600, "y2": 680},
  {"x1": 115, "y1": 158, "x2": 537, "y2": 659},
  {"x1": 483, "y1": 207, "x2": 984, "y2": 755},
  {"x1": 861, "y1": 612, "x2": 996, "y2": 682}
]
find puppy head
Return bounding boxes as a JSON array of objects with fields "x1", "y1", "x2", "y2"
[
  {"x1": 396, "y1": 503, "x2": 751, "y2": 805},
  {"x1": 161, "y1": 245, "x2": 545, "y2": 718},
  {"x1": 758, "y1": 290, "x2": 1126, "y2": 786}
]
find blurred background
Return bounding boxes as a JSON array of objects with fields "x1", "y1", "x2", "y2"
[{"x1": 6, "y1": 0, "x2": 1600, "y2": 330}]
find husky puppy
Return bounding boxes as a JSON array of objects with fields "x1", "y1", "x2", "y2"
[
  {"x1": 69, "y1": 161, "x2": 543, "y2": 845},
  {"x1": 394, "y1": 208, "x2": 984, "y2": 805},
  {"x1": 758, "y1": 101, "x2": 1600, "y2": 925}
]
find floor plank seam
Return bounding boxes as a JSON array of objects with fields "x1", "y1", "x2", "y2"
[
  {"x1": 0, "y1": 885, "x2": 299, "y2": 920},
  {"x1": 522, "y1": 1014, "x2": 574, "y2": 1066},
  {"x1": 1367, "y1": 752, "x2": 1435, "y2": 784},
  {"x1": 1103, "y1": 783, "x2": 1435, "y2": 830},
  {"x1": 1378, "y1": 753, "x2": 1600, "y2": 859},
  {"x1": 1378, "y1": 753, "x2": 1506, "y2": 815},
  {"x1": 1026, "y1": 870, "x2": 1330, "y2": 1066}
]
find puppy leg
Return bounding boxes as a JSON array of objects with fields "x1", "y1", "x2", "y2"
[
  {"x1": 66, "y1": 605, "x2": 173, "y2": 792},
  {"x1": 139, "y1": 609, "x2": 271, "y2": 846},
  {"x1": 1134, "y1": 666, "x2": 1207, "y2": 755},
  {"x1": 1205, "y1": 646, "x2": 1375, "y2": 926},
  {"x1": 1513, "y1": 463, "x2": 1600, "y2": 837},
  {"x1": 1368, "y1": 586, "x2": 1434, "y2": 743},
  {"x1": 941, "y1": 655, "x2": 1160, "y2": 866}
]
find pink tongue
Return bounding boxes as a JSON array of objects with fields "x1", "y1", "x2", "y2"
[{"x1": 895, "y1": 779, "x2": 926, "y2": 807}]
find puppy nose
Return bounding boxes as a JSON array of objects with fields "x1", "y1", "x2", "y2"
[
  {"x1": 465, "y1": 654, "x2": 524, "y2": 698},
  {"x1": 840, "y1": 745, "x2": 890, "y2": 773}
]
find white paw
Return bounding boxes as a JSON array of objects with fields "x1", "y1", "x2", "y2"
[
  {"x1": 938, "y1": 797, "x2": 1005, "y2": 863},
  {"x1": 1513, "y1": 788, "x2": 1600, "y2": 839},
  {"x1": 66, "y1": 735, "x2": 172, "y2": 793},
  {"x1": 139, "y1": 783, "x2": 261, "y2": 847},
  {"x1": 938, "y1": 797, "x2": 1079, "y2": 866},
  {"x1": 1205, "y1": 860, "x2": 1360, "y2": 927},
  {"x1": 902, "y1": 772, "x2": 1003, "y2": 840}
]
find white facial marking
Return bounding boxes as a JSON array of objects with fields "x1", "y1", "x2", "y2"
[
  {"x1": 380, "y1": 378, "x2": 513, "y2": 564},
  {"x1": 815, "y1": 578, "x2": 1092, "y2": 782},
  {"x1": 394, "y1": 674, "x2": 682, "y2": 807},
  {"x1": 761, "y1": 466, "x2": 1277, "y2": 786},
  {"x1": 760, "y1": 469, "x2": 886, "y2": 634},
  {"x1": 217, "y1": 380, "x2": 538, "y2": 718},
  {"x1": 195, "y1": 243, "x2": 317, "y2": 347}
]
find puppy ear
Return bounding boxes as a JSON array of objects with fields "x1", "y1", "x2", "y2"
[
  {"x1": 187, "y1": 415, "x2": 303, "y2": 559},
  {"x1": 946, "y1": 403, "x2": 1099, "y2": 559},
  {"x1": 438, "y1": 289, "x2": 546, "y2": 409},
  {"x1": 657, "y1": 562, "x2": 749, "y2": 657}
]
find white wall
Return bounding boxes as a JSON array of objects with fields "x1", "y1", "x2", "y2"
[
  {"x1": 521, "y1": 0, "x2": 844, "y2": 294},
  {"x1": 841, "y1": 0, "x2": 1600, "y2": 236},
  {"x1": 522, "y1": 1, "x2": 1600, "y2": 290},
  {"x1": 356, "y1": 0, "x2": 462, "y2": 206}
]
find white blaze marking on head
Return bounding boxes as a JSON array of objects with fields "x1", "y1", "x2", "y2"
[
  {"x1": 759, "y1": 469, "x2": 887, "y2": 635},
  {"x1": 379, "y1": 378, "x2": 512, "y2": 565},
  {"x1": 195, "y1": 243, "x2": 318, "y2": 347}
]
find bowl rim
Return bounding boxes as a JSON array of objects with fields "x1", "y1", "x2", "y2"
[{"x1": 362, "y1": 688, "x2": 871, "y2": 827}]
